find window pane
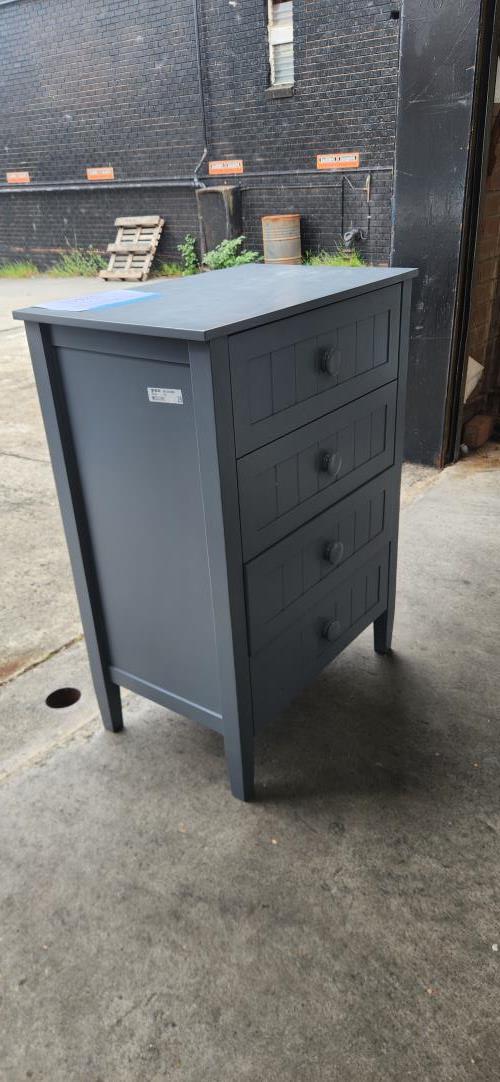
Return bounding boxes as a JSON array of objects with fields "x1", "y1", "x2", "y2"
[
  {"x1": 268, "y1": 0, "x2": 294, "y2": 86},
  {"x1": 272, "y1": 0, "x2": 293, "y2": 26},
  {"x1": 273, "y1": 41, "x2": 294, "y2": 84}
]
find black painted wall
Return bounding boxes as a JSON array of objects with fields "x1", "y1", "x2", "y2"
[
  {"x1": 0, "y1": 0, "x2": 401, "y2": 266},
  {"x1": 392, "y1": 0, "x2": 483, "y2": 465}
]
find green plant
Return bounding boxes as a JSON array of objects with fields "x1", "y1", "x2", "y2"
[
  {"x1": 49, "y1": 247, "x2": 107, "y2": 277},
  {"x1": 203, "y1": 235, "x2": 261, "y2": 271},
  {"x1": 0, "y1": 260, "x2": 39, "y2": 278},
  {"x1": 177, "y1": 234, "x2": 199, "y2": 276},
  {"x1": 304, "y1": 246, "x2": 365, "y2": 268},
  {"x1": 154, "y1": 261, "x2": 183, "y2": 278}
]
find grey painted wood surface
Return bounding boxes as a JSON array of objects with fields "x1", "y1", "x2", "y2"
[
  {"x1": 24, "y1": 322, "x2": 124, "y2": 734},
  {"x1": 245, "y1": 470, "x2": 396, "y2": 653},
  {"x1": 14, "y1": 264, "x2": 417, "y2": 341},
  {"x1": 238, "y1": 382, "x2": 397, "y2": 560},
  {"x1": 57, "y1": 342, "x2": 222, "y2": 720},
  {"x1": 251, "y1": 545, "x2": 390, "y2": 729},
  {"x1": 18, "y1": 265, "x2": 415, "y2": 799},
  {"x1": 230, "y1": 284, "x2": 401, "y2": 455}
]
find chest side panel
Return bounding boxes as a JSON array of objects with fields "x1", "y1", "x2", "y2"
[{"x1": 55, "y1": 336, "x2": 221, "y2": 717}]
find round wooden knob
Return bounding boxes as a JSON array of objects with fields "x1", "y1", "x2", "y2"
[
  {"x1": 323, "y1": 540, "x2": 344, "y2": 566},
  {"x1": 322, "y1": 619, "x2": 341, "y2": 643},
  {"x1": 320, "y1": 451, "x2": 342, "y2": 477},
  {"x1": 319, "y1": 347, "x2": 340, "y2": 375}
]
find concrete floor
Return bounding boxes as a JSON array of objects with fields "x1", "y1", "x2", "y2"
[
  {"x1": 0, "y1": 277, "x2": 116, "y2": 681},
  {"x1": 1, "y1": 278, "x2": 500, "y2": 1081}
]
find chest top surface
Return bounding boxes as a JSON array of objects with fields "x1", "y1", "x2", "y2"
[{"x1": 14, "y1": 264, "x2": 417, "y2": 342}]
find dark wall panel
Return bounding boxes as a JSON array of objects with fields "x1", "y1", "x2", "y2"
[{"x1": 392, "y1": 0, "x2": 481, "y2": 464}]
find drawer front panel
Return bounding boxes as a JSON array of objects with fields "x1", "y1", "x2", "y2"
[
  {"x1": 230, "y1": 284, "x2": 401, "y2": 455},
  {"x1": 238, "y1": 382, "x2": 397, "y2": 560},
  {"x1": 251, "y1": 544, "x2": 390, "y2": 729},
  {"x1": 245, "y1": 470, "x2": 396, "y2": 653}
]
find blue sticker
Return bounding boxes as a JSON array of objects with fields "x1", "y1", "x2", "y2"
[{"x1": 33, "y1": 289, "x2": 160, "y2": 313}]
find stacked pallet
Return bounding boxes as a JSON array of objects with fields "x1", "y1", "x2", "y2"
[{"x1": 100, "y1": 215, "x2": 164, "y2": 281}]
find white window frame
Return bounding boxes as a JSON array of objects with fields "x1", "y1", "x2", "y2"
[{"x1": 267, "y1": 0, "x2": 294, "y2": 87}]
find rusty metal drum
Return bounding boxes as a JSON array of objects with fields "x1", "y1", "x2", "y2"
[{"x1": 261, "y1": 213, "x2": 301, "y2": 265}]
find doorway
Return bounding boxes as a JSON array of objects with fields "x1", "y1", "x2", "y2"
[{"x1": 445, "y1": 0, "x2": 500, "y2": 462}]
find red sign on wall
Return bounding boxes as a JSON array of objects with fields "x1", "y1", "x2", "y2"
[
  {"x1": 208, "y1": 159, "x2": 244, "y2": 176},
  {"x1": 86, "y1": 166, "x2": 115, "y2": 181},
  {"x1": 6, "y1": 171, "x2": 30, "y2": 184},
  {"x1": 317, "y1": 152, "x2": 360, "y2": 171}
]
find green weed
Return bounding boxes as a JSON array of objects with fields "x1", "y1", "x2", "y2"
[
  {"x1": 304, "y1": 247, "x2": 365, "y2": 268},
  {"x1": 203, "y1": 235, "x2": 261, "y2": 271},
  {"x1": 177, "y1": 234, "x2": 200, "y2": 276},
  {"x1": 154, "y1": 261, "x2": 183, "y2": 278},
  {"x1": 0, "y1": 260, "x2": 39, "y2": 278},
  {"x1": 49, "y1": 248, "x2": 107, "y2": 277}
]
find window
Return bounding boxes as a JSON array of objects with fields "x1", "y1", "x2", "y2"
[{"x1": 268, "y1": 0, "x2": 294, "y2": 86}]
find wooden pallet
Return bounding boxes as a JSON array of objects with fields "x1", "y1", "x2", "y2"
[{"x1": 100, "y1": 215, "x2": 164, "y2": 281}]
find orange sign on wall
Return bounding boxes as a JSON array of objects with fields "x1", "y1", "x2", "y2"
[
  {"x1": 208, "y1": 159, "x2": 244, "y2": 176},
  {"x1": 6, "y1": 171, "x2": 30, "y2": 184},
  {"x1": 317, "y1": 152, "x2": 360, "y2": 171},
  {"x1": 86, "y1": 166, "x2": 115, "y2": 181}
]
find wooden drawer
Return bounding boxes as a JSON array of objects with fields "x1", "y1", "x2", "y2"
[
  {"x1": 251, "y1": 544, "x2": 390, "y2": 729},
  {"x1": 244, "y1": 470, "x2": 396, "y2": 653},
  {"x1": 230, "y1": 284, "x2": 401, "y2": 456},
  {"x1": 238, "y1": 382, "x2": 397, "y2": 561}
]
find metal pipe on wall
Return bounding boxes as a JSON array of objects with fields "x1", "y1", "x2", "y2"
[
  {"x1": 192, "y1": 0, "x2": 208, "y2": 188},
  {"x1": 0, "y1": 168, "x2": 392, "y2": 196}
]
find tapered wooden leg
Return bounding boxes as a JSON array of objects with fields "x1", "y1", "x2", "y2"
[
  {"x1": 374, "y1": 607, "x2": 394, "y2": 655},
  {"x1": 225, "y1": 723, "x2": 254, "y2": 801},
  {"x1": 24, "y1": 322, "x2": 124, "y2": 737},
  {"x1": 372, "y1": 284, "x2": 413, "y2": 659},
  {"x1": 97, "y1": 677, "x2": 123, "y2": 733}
]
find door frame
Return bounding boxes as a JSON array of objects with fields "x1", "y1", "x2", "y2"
[{"x1": 443, "y1": 0, "x2": 500, "y2": 464}]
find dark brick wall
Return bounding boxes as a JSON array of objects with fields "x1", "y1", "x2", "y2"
[
  {"x1": 1, "y1": 0, "x2": 203, "y2": 180},
  {"x1": 241, "y1": 172, "x2": 394, "y2": 266},
  {"x1": 0, "y1": 186, "x2": 197, "y2": 265},
  {"x1": 0, "y1": 0, "x2": 400, "y2": 267},
  {"x1": 200, "y1": 0, "x2": 400, "y2": 170}
]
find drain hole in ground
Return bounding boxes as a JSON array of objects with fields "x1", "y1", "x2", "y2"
[{"x1": 45, "y1": 687, "x2": 82, "y2": 709}]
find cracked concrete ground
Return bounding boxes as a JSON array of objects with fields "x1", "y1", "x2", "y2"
[
  {"x1": 0, "y1": 277, "x2": 115, "y2": 682},
  {"x1": 1, "y1": 278, "x2": 500, "y2": 1081}
]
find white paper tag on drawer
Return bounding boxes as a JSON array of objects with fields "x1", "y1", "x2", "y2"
[{"x1": 147, "y1": 387, "x2": 183, "y2": 405}]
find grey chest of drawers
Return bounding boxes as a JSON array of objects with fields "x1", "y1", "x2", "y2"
[{"x1": 16, "y1": 263, "x2": 417, "y2": 801}]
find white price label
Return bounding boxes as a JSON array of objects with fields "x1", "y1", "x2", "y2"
[{"x1": 147, "y1": 387, "x2": 183, "y2": 405}]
